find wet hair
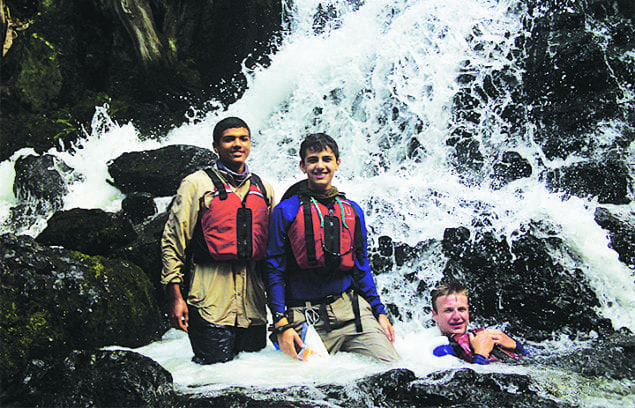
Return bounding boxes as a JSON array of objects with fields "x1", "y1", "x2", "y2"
[
  {"x1": 431, "y1": 281, "x2": 468, "y2": 313},
  {"x1": 299, "y1": 133, "x2": 339, "y2": 162},
  {"x1": 213, "y1": 117, "x2": 250, "y2": 145}
]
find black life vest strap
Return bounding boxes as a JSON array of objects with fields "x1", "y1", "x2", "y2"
[
  {"x1": 302, "y1": 197, "x2": 319, "y2": 267},
  {"x1": 351, "y1": 208, "x2": 365, "y2": 332},
  {"x1": 203, "y1": 167, "x2": 228, "y2": 200},
  {"x1": 351, "y1": 269, "x2": 363, "y2": 333},
  {"x1": 204, "y1": 167, "x2": 270, "y2": 208},
  {"x1": 249, "y1": 173, "x2": 270, "y2": 207}
]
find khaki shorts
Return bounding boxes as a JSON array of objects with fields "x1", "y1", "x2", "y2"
[{"x1": 286, "y1": 291, "x2": 400, "y2": 363}]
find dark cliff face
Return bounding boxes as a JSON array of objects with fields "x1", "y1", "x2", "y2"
[{"x1": 0, "y1": 0, "x2": 284, "y2": 162}]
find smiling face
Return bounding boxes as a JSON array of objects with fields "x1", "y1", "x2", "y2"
[
  {"x1": 432, "y1": 293, "x2": 469, "y2": 336},
  {"x1": 299, "y1": 146, "x2": 341, "y2": 192},
  {"x1": 213, "y1": 127, "x2": 251, "y2": 173}
]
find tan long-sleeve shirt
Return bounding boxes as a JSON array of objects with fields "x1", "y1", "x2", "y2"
[{"x1": 161, "y1": 164, "x2": 274, "y2": 328}]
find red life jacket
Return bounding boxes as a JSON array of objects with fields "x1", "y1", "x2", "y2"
[
  {"x1": 288, "y1": 195, "x2": 358, "y2": 270},
  {"x1": 450, "y1": 329, "x2": 523, "y2": 363},
  {"x1": 196, "y1": 168, "x2": 270, "y2": 261}
]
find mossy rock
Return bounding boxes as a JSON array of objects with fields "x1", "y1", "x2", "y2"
[
  {"x1": 0, "y1": 233, "x2": 166, "y2": 390},
  {"x1": 14, "y1": 32, "x2": 63, "y2": 112}
]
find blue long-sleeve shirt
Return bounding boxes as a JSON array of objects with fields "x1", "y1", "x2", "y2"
[{"x1": 264, "y1": 194, "x2": 387, "y2": 317}]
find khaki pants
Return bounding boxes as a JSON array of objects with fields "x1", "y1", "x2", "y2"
[{"x1": 287, "y1": 291, "x2": 400, "y2": 363}]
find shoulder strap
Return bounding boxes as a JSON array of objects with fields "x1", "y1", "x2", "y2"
[
  {"x1": 301, "y1": 195, "x2": 319, "y2": 267},
  {"x1": 203, "y1": 167, "x2": 228, "y2": 200},
  {"x1": 343, "y1": 197, "x2": 364, "y2": 333},
  {"x1": 249, "y1": 173, "x2": 270, "y2": 207}
]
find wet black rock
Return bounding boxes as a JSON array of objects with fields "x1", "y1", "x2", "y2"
[
  {"x1": 0, "y1": 233, "x2": 165, "y2": 396},
  {"x1": 491, "y1": 151, "x2": 532, "y2": 189},
  {"x1": 122, "y1": 192, "x2": 158, "y2": 225},
  {"x1": 36, "y1": 208, "x2": 138, "y2": 256},
  {"x1": 440, "y1": 223, "x2": 613, "y2": 340},
  {"x1": 107, "y1": 144, "x2": 217, "y2": 196},
  {"x1": 538, "y1": 329, "x2": 635, "y2": 382},
  {"x1": 542, "y1": 159, "x2": 632, "y2": 205},
  {"x1": 114, "y1": 212, "x2": 171, "y2": 316},
  {"x1": 13, "y1": 154, "x2": 76, "y2": 206},
  {"x1": 175, "y1": 368, "x2": 566, "y2": 407},
  {"x1": 452, "y1": 134, "x2": 485, "y2": 177},
  {"x1": 9, "y1": 154, "x2": 82, "y2": 232},
  {"x1": 17, "y1": 349, "x2": 175, "y2": 408},
  {"x1": 368, "y1": 235, "x2": 395, "y2": 275},
  {"x1": 405, "y1": 368, "x2": 565, "y2": 407},
  {"x1": 594, "y1": 207, "x2": 635, "y2": 268},
  {"x1": 523, "y1": 7, "x2": 623, "y2": 160}
]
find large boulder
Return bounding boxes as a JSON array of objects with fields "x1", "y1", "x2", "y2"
[
  {"x1": 12, "y1": 153, "x2": 76, "y2": 206},
  {"x1": 7, "y1": 153, "x2": 81, "y2": 233},
  {"x1": 114, "y1": 211, "x2": 170, "y2": 315},
  {"x1": 107, "y1": 144, "x2": 216, "y2": 196},
  {"x1": 523, "y1": 6, "x2": 626, "y2": 160},
  {"x1": 538, "y1": 329, "x2": 635, "y2": 382},
  {"x1": 0, "y1": 233, "x2": 165, "y2": 394},
  {"x1": 16, "y1": 349, "x2": 176, "y2": 408},
  {"x1": 176, "y1": 368, "x2": 565, "y2": 407},
  {"x1": 122, "y1": 192, "x2": 158, "y2": 225},
  {"x1": 371, "y1": 220, "x2": 614, "y2": 341},
  {"x1": 542, "y1": 159, "x2": 632, "y2": 205},
  {"x1": 35, "y1": 208, "x2": 138, "y2": 256}
]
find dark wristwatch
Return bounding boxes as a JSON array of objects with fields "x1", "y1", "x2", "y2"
[{"x1": 272, "y1": 312, "x2": 286, "y2": 324}]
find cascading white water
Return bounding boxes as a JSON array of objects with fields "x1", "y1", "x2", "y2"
[{"x1": 2, "y1": 0, "x2": 634, "y2": 405}]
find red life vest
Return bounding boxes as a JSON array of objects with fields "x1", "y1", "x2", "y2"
[
  {"x1": 450, "y1": 329, "x2": 522, "y2": 363},
  {"x1": 197, "y1": 168, "x2": 269, "y2": 261},
  {"x1": 288, "y1": 195, "x2": 358, "y2": 270}
]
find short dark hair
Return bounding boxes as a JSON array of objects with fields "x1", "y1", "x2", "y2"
[
  {"x1": 213, "y1": 117, "x2": 250, "y2": 145},
  {"x1": 300, "y1": 133, "x2": 339, "y2": 162},
  {"x1": 431, "y1": 281, "x2": 468, "y2": 313}
]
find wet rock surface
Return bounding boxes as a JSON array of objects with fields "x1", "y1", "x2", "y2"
[
  {"x1": 35, "y1": 208, "x2": 138, "y2": 256},
  {"x1": 107, "y1": 144, "x2": 217, "y2": 197},
  {"x1": 0, "y1": 233, "x2": 166, "y2": 399}
]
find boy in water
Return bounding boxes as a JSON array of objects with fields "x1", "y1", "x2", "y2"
[
  {"x1": 431, "y1": 281, "x2": 526, "y2": 364},
  {"x1": 161, "y1": 117, "x2": 275, "y2": 364},
  {"x1": 265, "y1": 133, "x2": 399, "y2": 362}
]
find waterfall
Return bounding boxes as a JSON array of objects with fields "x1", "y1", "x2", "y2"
[{"x1": 2, "y1": 0, "x2": 634, "y2": 405}]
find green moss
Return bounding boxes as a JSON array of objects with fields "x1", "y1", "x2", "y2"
[
  {"x1": 72, "y1": 91, "x2": 132, "y2": 120},
  {"x1": 0, "y1": 297, "x2": 61, "y2": 373},
  {"x1": 1, "y1": 247, "x2": 161, "y2": 378},
  {"x1": 175, "y1": 59, "x2": 202, "y2": 88},
  {"x1": 67, "y1": 250, "x2": 161, "y2": 345},
  {"x1": 15, "y1": 32, "x2": 63, "y2": 112}
]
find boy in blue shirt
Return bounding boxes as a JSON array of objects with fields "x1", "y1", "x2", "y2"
[{"x1": 265, "y1": 133, "x2": 400, "y2": 362}]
